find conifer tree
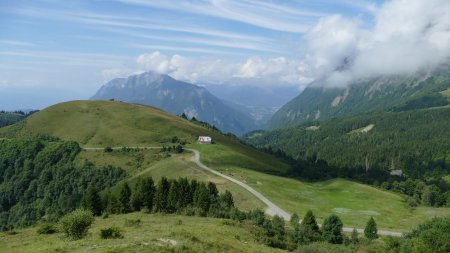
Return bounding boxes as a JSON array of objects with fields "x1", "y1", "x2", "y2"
[
  {"x1": 142, "y1": 177, "x2": 155, "y2": 210},
  {"x1": 178, "y1": 178, "x2": 191, "y2": 208},
  {"x1": 364, "y1": 217, "x2": 378, "y2": 240},
  {"x1": 154, "y1": 177, "x2": 170, "y2": 212},
  {"x1": 220, "y1": 190, "x2": 234, "y2": 208},
  {"x1": 294, "y1": 210, "x2": 321, "y2": 244},
  {"x1": 322, "y1": 214, "x2": 343, "y2": 244},
  {"x1": 82, "y1": 185, "x2": 103, "y2": 216},
  {"x1": 194, "y1": 183, "x2": 210, "y2": 216},
  {"x1": 119, "y1": 183, "x2": 132, "y2": 213},
  {"x1": 131, "y1": 178, "x2": 145, "y2": 211},
  {"x1": 207, "y1": 182, "x2": 219, "y2": 199},
  {"x1": 167, "y1": 180, "x2": 180, "y2": 213},
  {"x1": 290, "y1": 213, "x2": 300, "y2": 227}
]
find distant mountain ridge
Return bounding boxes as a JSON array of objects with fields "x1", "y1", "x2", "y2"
[
  {"x1": 268, "y1": 68, "x2": 450, "y2": 129},
  {"x1": 91, "y1": 71, "x2": 256, "y2": 135},
  {"x1": 205, "y1": 84, "x2": 300, "y2": 128}
]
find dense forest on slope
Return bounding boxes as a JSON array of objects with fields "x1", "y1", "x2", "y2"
[
  {"x1": 0, "y1": 111, "x2": 32, "y2": 128},
  {"x1": 0, "y1": 136, "x2": 125, "y2": 231},
  {"x1": 247, "y1": 108, "x2": 450, "y2": 177},
  {"x1": 246, "y1": 108, "x2": 450, "y2": 206},
  {"x1": 268, "y1": 68, "x2": 450, "y2": 129}
]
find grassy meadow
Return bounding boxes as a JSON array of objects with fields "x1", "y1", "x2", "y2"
[
  {"x1": 0, "y1": 213, "x2": 283, "y2": 253},
  {"x1": 1, "y1": 100, "x2": 448, "y2": 233},
  {"x1": 194, "y1": 144, "x2": 450, "y2": 232}
]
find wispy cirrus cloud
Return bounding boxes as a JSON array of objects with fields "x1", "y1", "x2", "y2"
[
  {"x1": 116, "y1": 0, "x2": 327, "y2": 33},
  {"x1": 0, "y1": 40, "x2": 34, "y2": 46}
]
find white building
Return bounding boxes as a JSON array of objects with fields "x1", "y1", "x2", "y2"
[{"x1": 198, "y1": 136, "x2": 212, "y2": 144}]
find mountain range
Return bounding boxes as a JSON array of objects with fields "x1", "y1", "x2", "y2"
[
  {"x1": 91, "y1": 71, "x2": 256, "y2": 135},
  {"x1": 205, "y1": 82, "x2": 300, "y2": 127},
  {"x1": 268, "y1": 67, "x2": 450, "y2": 129}
]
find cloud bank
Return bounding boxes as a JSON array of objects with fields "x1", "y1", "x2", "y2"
[
  {"x1": 103, "y1": 0, "x2": 450, "y2": 88},
  {"x1": 103, "y1": 51, "x2": 309, "y2": 87},
  {"x1": 305, "y1": 0, "x2": 450, "y2": 87}
]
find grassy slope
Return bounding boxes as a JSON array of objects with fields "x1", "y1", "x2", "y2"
[
  {"x1": 0, "y1": 213, "x2": 282, "y2": 253},
  {"x1": 79, "y1": 150, "x2": 264, "y2": 211},
  {"x1": 0, "y1": 100, "x2": 286, "y2": 173},
  {"x1": 1, "y1": 100, "x2": 448, "y2": 232},
  {"x1": 194, "y1": 144, "x2": 450, "y2": 232}
]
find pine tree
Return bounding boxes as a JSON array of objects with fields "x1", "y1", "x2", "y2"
[
  {"x1": 142, "y1": 177, "x2": 155, "y2": 211},
  {"x1": 295, "y1": 210, "x2": 321, "y2": 244},
  {"x1": 82, "y1": 185, "x2": 103, "y2": 216},
  {"x1": 207, "y1": 182, "x2": 219, "y2": 199},
  {"x1": 290, "y1": 213, "x2": 300, "y2": 227},
  {"x1": 321, "y1": 214, "x2": 343, "y2": 244},
  {"x1": 167, "y1": 180, "x2": 180, "y2": 213},
  {"x1": 194, "y1": 183, "x2": 210, "y2": 216},
  {"x1": 178, "y1": 178, "x2": 191, "y2": 208},
  {"x1": 220, "y1": 190, "x2": 234, "y2": 208},
  {"x1": 154, "y1": 177, "x2": 170, "y2": 212},
  {"x1": 131, "y1": 178, "x2": 144, "y2": 211},
  {"x1": 364, "y1": 217, "x2": 378, "y2": 240},
  {"x1": 301, "y1": 210, "x2": 320, "y2": 232},
  {"x1": 119, "y1": 183, "x2": 131, "y2": 213}
]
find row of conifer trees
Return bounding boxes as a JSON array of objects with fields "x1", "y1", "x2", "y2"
[{"x1": 82, "y1": 177, "x2": 235, "y2": 218}]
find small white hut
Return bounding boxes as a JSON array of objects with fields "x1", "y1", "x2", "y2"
[{"x1": 198, "y1": 136, "x2": 212, "y2": 144}]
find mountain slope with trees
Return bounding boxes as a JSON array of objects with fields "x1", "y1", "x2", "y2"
[{"x1": 268, "y1": 68, "x2": 450, "y2": 129}]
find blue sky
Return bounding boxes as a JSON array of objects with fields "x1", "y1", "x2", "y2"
[{"x1": 1, "y1": 0, "x2": 437, "y2": 110}]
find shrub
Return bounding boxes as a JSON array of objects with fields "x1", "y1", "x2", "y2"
[
  {"x1": 100, "y1": 227, "x2": 123, "y2": 239},
  {"x1": 59, "y1": 209, "x2": 94, "y2": 240},
  {"x1": 37, "y1": 223, "x2": 57, "y2": 234},
  {"x1": 104, "y1": 146, "x2": 113, "y2": 153}
]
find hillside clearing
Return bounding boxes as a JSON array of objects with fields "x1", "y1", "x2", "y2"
[{"x1": 0, "y1": 213, "x2": 283, "y2": 253}]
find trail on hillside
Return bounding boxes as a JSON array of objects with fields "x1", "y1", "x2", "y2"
[
  {"x1": 83, "y1": 146, "x2": 402, "y2": 237},
  {"x1": 185, "y1": 148, "x2": 403, "y2": 237}
]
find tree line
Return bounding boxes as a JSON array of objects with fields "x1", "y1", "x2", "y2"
[{"x1": 83, "y1": 177, "x2": 235, "y2": 218}]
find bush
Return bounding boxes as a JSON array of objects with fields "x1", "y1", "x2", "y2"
[
  {"x1": 59, "y1": 209, "x2": 94, "y2": 240},
  {"x1": 37, "y1": 223, "x2": 57, "y2": 234},
  {"x1": 100, "y1": 227, "x2": 123, "y2": 239},
  {"x1": 104, "y1": 146, "x2": 113, "y2": 153}
]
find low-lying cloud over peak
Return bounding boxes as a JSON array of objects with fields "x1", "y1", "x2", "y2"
[
  {"x1": 305, "y1": 0, "x2": 450, "y2": 87},
  {"x1": 103, "y1": 0, "x2": 450, "y2": 89}
]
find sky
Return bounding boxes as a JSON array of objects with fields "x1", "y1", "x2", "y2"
[{"x1": 0, "y1": 0, "x2": 449, "y2": 110}]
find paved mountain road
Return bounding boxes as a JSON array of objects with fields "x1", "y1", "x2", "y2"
[{"x1": 84, "y1": 146, "x2": 403, "y2": 237}]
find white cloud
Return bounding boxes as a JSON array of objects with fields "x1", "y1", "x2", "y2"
[
  {"x1": 103, "y1": 0, "x2": 450, "y2": 89},
  {"x1": 303, "y1": 0, "x2": 450, "y2": 87},
  {"x1": 103, "y1": 51, "x2": 309, "y2": 87}
]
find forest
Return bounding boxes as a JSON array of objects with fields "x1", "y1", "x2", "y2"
[
  {"x1": 246, "y1": 108, "x2": 450, "y2": 207},
  {"x1": 0, "y1": 136, "x2": 125, "y2": 231}
]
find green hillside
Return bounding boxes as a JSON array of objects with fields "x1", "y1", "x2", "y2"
[
  {"x1": 0, "y1": 100, "x2": 286, "y2": 173},
  {"x1": 1, "y1": 100, "x2": 448, "y2": 234},
  {"x1": 0, "y1": 112, "x2": 25, "y2": 128},
  {"x1": 248, "y1": 108, "x2": 450, "y2": 178},
  {"x1": 268, "y1": 68, "x2": 450, "y2": 129},
  {"x1": 0, "y1": 213, "x2": 284, "y2": 253}
]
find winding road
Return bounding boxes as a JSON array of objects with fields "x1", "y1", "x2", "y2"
[{"x1": 83, "y1": 146, "x2": 403, "y2": 237}]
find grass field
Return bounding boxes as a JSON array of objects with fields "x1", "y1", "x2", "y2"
[
  {"x1": 0, "y1": 213, "x2": 283, "y2": 253},
  {"x1": 79, "y1": 149, "x2": 264, "y2": 211},
  {"x1": 2, "y1": 100, "x2": 448, "y2": 233},
  {"x1": 194, "y1": 144, "x2": 450, "y2": 232}
]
